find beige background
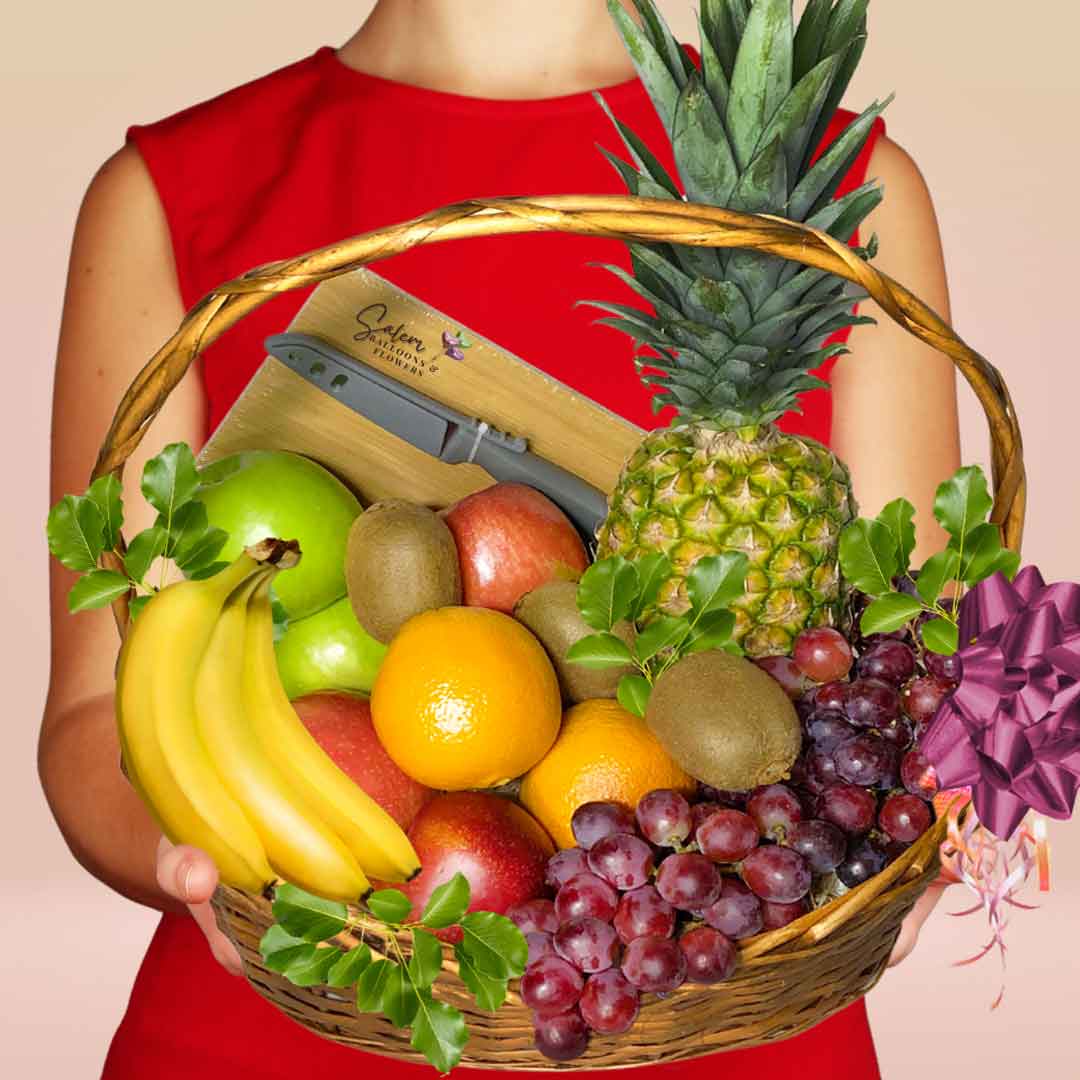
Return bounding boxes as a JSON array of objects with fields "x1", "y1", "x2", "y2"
[{"x1": 3, "y1": 1, "x2": 1078, "y2": 1075}]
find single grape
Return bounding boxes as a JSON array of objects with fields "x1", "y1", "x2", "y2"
[
  {"x1": 856, "y1": 640, "x2": 917, "y2": 686},
  {"x1": 754, "y1": 655, "x2": 810, "y2": 699},
  {"x1": 587, "y1": 833, "x2": 654, "y2": 891},
  {"x1": 555, "y1": 873, "x2": 618, "y2": 923},
  {"x1": 901, "y1": 748, "x2": 941, "y2": 799},
  {"x1": 690, "y1": 800, "x2": 724, "y2": 832},
  {"x1": 696, "y1": 808, "x2": 759, "y2": 863},
  {"x1": 924, "y1": 650, "x2": 963, "y2": 683},
  {"x1": 806, "y1": 746, "x2": 842, "y2": 788},
  {"x1": 740, "y1": 846, "x2": 812, "y2": 904},
  {"x1": 635, "y1": 789, "x2": 692, "y2": 847},
  {"x1": 761, "y1": 897, "x2": 810, "y2": 930},
  {"x1": 818, "y1": 783, "x2": 877, "y2": 835},
  {"x1": 655, "y1": 852, "x2": 723, "y2": 910},
  {"x1": 837, "y1": 837, "x2": 889, "y2": 888},
  {"x1": 901, "y1": 675, "x2": 955, "y2": 727},
  {"x1": 620, "y1": 935, "x2": 687, "y2": 993},
  {"x1": 833, "y1": 734, "x2": 891, "y2": 787},
  {"x1": 746, "y1": 784, "x2": 804, "y2": 841},
  {"x1": 844, "y1": 678, "x2": 901, "y2": 728},
  {"x1": 571, "y1": 802, "x2": 637, "y2": 850},
  {"x1": 533, "y1": 1008, "x2": 589, "y2": 1062},
  {"x1": 702, "y1": 877, "x2": 763, "y2": 939},
  {"x1": 520, "y1": 955, "x2": 584, "y2": 1016},
  {"x1": 546, "y1": 847, "x2": 590, "y2": 890},
  {"x1": 679, "y1": 926, "x2": 737, "y2": 983},
  {"x1": 879, "y1": 793, "x2": 932, "y2": 843},
  {"x1": 793, "y1": 627, "x2": 854, "y2": 683},
  {"x1": 814, "y1": 681, "x2": 849, "y2": 715},
  {"x1": 579, "y1": 969, "x2": 640, "y2": 1034},
  {"x1": 526, "y1": 931, "x2": 556, "y2": 965},
  {"x1": 506, "y1": 898, "x2": 559, "y2": 935},
  {"x1": 806, "y1": 714, "x2": 857, "y2": 752},
  {"x1": 554, "y1": 917, "x2": 621, "y2": 974},
  {"x1": 612, "y1": 884, "x2": 676, "y2": 944},
  {"x1": 786, "y1": 819, "x2": 846, "y2": 873},
  {"x1": 877, "y1": 716, "x2": 914, "y2": 750}
]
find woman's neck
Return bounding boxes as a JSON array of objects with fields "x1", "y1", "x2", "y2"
[{"x1": 337, "y1": 0, "x2": 638, "y2": 99}]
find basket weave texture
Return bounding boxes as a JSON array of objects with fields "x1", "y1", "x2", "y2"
[{"x1": 92, "y1": 195, "x2": 1024, "y2": 1069}]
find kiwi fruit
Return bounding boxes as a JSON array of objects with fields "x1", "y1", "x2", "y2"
[
  {"x1": 345, "y1": 500, "x2": 461, "y2": 643},
  {"x1": 645, "y1": 650, "x2": 801, "y2": 791},
  {"x1": 513, "y1": 580, "x2": 635, "y2": 703}
]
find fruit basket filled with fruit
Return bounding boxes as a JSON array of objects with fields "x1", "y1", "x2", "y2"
[{"x1": 49, "y1": 0, "x2": 1080, "y2": 1073}]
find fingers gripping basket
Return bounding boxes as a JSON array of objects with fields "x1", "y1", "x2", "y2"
[{"x1": 92, "y1": 196, "x2": 1025, "y2": 1069}]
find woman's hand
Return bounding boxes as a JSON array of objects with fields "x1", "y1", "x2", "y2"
[
  {"x1": 887, "y1": 879, "x2": 948, "y2": 968},
  {"x1": 155, "y1": 837, "x2": 243, "y2": 975}
]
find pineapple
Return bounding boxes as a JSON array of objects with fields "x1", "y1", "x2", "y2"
[{"x1": 594, "y1": 0, "x2": 889, "y2": 656}]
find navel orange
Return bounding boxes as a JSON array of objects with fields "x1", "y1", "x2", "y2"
[
  {"x1": 370, "y1": 607, "x2": 561, "y2": 790},
  {"x1": 519, "y1": 699, "x2": 695, "y2": 849}
]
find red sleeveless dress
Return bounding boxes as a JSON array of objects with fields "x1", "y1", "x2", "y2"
[{"x1": 105, "y1": 46, "x2": 885, "y2": 1079}]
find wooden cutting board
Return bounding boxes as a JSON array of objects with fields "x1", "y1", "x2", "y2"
[{"x1": 199, "y1": 268, "x2": 643, "y2": 509}]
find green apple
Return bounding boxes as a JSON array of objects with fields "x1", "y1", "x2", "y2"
[
  {"x1": 275, "y1": 596, "x2": 388, "y2": 699},
  {"x1": 198, "y1": 450, "x2": 360, "y2": 619}
]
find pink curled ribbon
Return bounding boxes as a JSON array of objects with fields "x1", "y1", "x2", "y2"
[{"x1": 921, "y1": 565, "x2": 1080, "y2": 840}]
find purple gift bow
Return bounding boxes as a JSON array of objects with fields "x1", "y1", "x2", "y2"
[{"x1": 921, "y1": 566, "x2": 1080, "y2": 840}]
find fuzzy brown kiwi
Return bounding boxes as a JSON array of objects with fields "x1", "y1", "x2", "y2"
[
  {"x1": 645, "y1": 650, "x2": 801, "y2": 791},
  {"x1": 345, "y1": 500, "x2": 461, "y2": 643},
  {"x1": 513, "y1": 580, "x2": 635, "y2": 703}
]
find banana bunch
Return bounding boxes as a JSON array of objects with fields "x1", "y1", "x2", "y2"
[{"x1": 116, "y1": 539, "x2": 420, "y2": 900}]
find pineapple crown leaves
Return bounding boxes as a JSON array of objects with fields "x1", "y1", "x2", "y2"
[{"x1": 590, "y1": 0, "x2": 891, "y2": 430}]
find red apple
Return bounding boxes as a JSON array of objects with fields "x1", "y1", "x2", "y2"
[
  {"x1": 443, "y1": 483, "x2": 588, "y2": 612},
  {"x1": 400, "y1": 792, "x2": 555, "y2": 931},
  {"x1": 292, "y1": 691, "x2": 433, "y2": 829}
]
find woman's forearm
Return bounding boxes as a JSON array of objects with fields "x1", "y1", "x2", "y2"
[{"x1": 38, "y1": 691, "x2": 184, "y2": 915}]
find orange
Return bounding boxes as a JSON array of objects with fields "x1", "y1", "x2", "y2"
[
  {"x1": 370, "y1": 607, "x2": 561, "y2": 790},
  {"x1": 519, "y1": 699, "x2": 695, "y2": 849}
]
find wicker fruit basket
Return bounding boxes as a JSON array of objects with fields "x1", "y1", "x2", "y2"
[{"x1": 92, "y1": 195, "x2": 1024, "y2": 1069}]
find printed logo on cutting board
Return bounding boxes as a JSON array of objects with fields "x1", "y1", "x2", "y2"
[{"x1": 352, "y1": 302, "x2": 471, "y2": 379}]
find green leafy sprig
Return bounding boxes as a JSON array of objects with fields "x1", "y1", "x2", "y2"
[
  {"x1": 839, "y1": 465, "x2": 1020, "y2": 655},
  {"x1": 259, "y1": 874, "x2": 526, "y2": 1074},
  {"x1": 46, "y1": 442, "x2": 229, "y2": 617},
  {"x1": 566, "y1": 551, "x2": 748, "y2": 716}
]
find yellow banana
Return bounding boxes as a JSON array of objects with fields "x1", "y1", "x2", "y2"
[
  {"x1": 116, "y1": 552, "x2": 274, "y2": 892},
  {"x1": 244, "y1": 579, "x2": 421, "y2": 883},
  {"x1": 194, "y1": 573, "x2": 370, "y2": 901}
]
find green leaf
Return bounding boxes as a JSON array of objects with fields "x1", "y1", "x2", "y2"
[
  {"x1": 271, "y1": 883, "x2": 348, "y2": 942},
  {"x1": 987, "y1": 547, "x2": 1022, "y2": 582},
  {"x1": 576, "y1": 557, "x2": 639, "y2": 631},
  {"x1": 326, "y1": 943, "x2": 372, "y2": 987},
  {"x1": 286, "y1": 945, "x2": 344, "y2": 987},
  {"x1": 686, "y1": 552, "x2": 749, "y2": 615},
  {"x1": 617, "y1": 674, "x2": 652, "y2": 718},
  {"x1": 933, "y1": 466, "x2": 993, "y2": 543},
  {"x1": 123, "y1": 525, "x2": 168, "y2": 583},
  {"x1": 382, "y1": 962, "x2": 421, "y2": 1028},
  {"x1": 672, "y1": 73, "x2": 739, "y2": 207},
  {"x1": 860, "y1": 594, "x2": 923, "y2": 636},
  {"x1": 921, "y1": 618, "x2": 960, "y2": 656},
  {"x1": 916, "y1": 549, "x2": 960, "y2": 606},
  {"x1": 408, "y1": 929, "x2": 444, "y2": 990},
  {"x1": 410, "y1": 993, "x2": 469, "y2": 1075},
  {"x1": 420, "y1": 872, "x2": 470, "y2": 929},
  {"x1": 607, "y1": 0, "x2": 682, "y2": 131},
  {"x1": 356, "y1": 958, "x2": 396, "y2": 1013},
  {"x1": 188, "y1": 561, "x2": 230, "y2": 581},
  {"x1": 633, "y1": 553, "x2": 674, "y2": 619},
  {"x1": 367, "y1": 888, "x2": 413, "y2": 924},
  {"x1": 838, "y1": 518, "x2": 899, "y2": 597},
  {"x1": 142, "y1": 442, "x2": 200, "y2": 530},
  {"x1": 458, "y1": 912, "x2": 528, "y2": 980},
  {"x1": 68, "y1": 570, "x2": 130, "y2": 613},
  {"x1": 160, "y1": 500, "x2": 207, "y2": 561},
  {"x1": 952, "y1": 522, "x2": 1011, "y2": 585},
  {"x1": 876, "y1": 498, "x2": 917, "y2": 573},
  {"x1": 177, "y1": 524, "x2": 229, "y2": 574},
  {"x1": 86, "y1": 474, "x2": 124, "y2": 551},
  {"x1": 566, "y1": 632, "x2": 634, "y2": 670},
  {"x1": 128, "y1": 594, "x2": 152, "y2": 621},
  {"x1": 685, "y1": 609, "x2": 737, "y2": 653},
  {"x1": 634, "y1": 615, "x2": 691, "y2": 663},
  {"x1": 47, "y1": 494, "x2": 105, "y2": 572},
  {"x1": 454, "y1": 945, "x2": 507, "y2": 1011},
  {"x1": 259, "y1": 925, "x2": 319, "y2": 975}
]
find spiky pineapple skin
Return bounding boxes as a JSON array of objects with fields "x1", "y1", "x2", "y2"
[{"x1": 597, "y1": 423, "x2": 855, "y2": 656}]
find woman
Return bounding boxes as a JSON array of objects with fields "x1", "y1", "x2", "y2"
[{"x1": 42, "y1": 1, "x2": 960, "y2": 1076}]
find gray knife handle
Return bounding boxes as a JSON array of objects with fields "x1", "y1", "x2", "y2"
[{"x1": 467, "y1": 439, "x2": 609, "y2": 540}]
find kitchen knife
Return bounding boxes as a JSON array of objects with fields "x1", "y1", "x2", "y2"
[{"x1": 264, "y1": 332, "x2": 611, "y2": 538}]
